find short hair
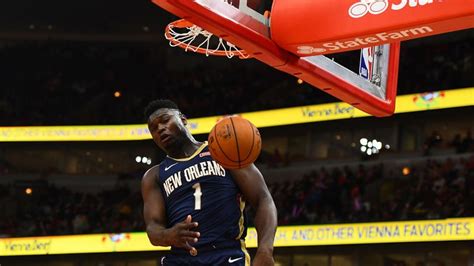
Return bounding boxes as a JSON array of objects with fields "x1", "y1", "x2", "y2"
[{"x1": 144, "y1": 99, "x2": 180, "y2": 120}]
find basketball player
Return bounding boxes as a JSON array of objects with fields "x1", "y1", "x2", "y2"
[{"x1": 141, "y1": 99, "x2": 277, "y2": 266}]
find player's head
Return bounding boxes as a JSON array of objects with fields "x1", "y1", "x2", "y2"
[{"x1": 145, "y1": 99, "x2": 189, "y2": 152}]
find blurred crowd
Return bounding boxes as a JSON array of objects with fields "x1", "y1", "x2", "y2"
[
  {"x1": 0, "y1": 41, "x2": 319, "y2": 126},
  {"x1": 1, "y1": 155, "x2": 472, "y2": 238},
  {"x1": 0, "y1": 33, "x2": 472, "y2": 126},
  {"x1": 424, "y1": 130, "x2": 474, "y2": 155},
  {"x1": 0, "y1": 182, "x2": 143, "y2": 237},
  {"x1": 269, "y1": 155, "x2": 474, "y2": 226}
]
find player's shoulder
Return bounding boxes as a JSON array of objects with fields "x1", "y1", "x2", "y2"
[{"x1": 142, "y1": 163, "x2": 163, "y2": 183}]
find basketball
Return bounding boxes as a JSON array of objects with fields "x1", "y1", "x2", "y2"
[{"x1": 208, "y1": 116, "x2": 262, "y2": 169}]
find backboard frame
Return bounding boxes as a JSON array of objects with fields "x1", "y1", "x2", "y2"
[{"x1": 152, "y1": 0, "x2": 400, "y2": 116}]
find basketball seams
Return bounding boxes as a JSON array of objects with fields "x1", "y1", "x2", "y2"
[
  {"x1": 214, "y1": 159, "x2": 241, "y2": 169},
  {"x1": 208, "y1": 116, "x2": 261, "y2": 169},
  {"x1": 229, "y1": 117, "x2": 242, "y2": 168},
  {"x1": 240, "y1": 120, "x2": 255, "y2": 162},
  {"x1": 213, "y1": 123, "x2": 239, "y2": 164}
]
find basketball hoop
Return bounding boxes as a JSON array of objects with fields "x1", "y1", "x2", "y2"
[{"x1": 164, "y1": 19, "x2": 250, "y2": 59}]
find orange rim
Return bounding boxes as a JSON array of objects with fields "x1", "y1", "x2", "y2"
[{"x1": 164, "y1": 19, "x2": 249, "y2": 59}]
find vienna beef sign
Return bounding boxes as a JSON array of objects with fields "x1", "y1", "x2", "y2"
[
  {"x1": 1, "y1": 218, "x2": 473, "y2": 255},
  {"x1": 245, "y1": 218, "x2": 474, "y2": 247}
]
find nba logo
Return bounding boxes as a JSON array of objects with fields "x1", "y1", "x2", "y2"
[{"x1": 359, "y1": 46, "x2": 375, "y2": 80}]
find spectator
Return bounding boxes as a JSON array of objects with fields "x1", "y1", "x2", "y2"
[{"x1": 0, "y1": 36, "x2": 472, "y2": 126}]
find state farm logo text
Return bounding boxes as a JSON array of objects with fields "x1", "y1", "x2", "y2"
[
  {"x1": 296, "y1": 26, "x2": 432, "y2": 54},
  {"x1": 349, "y1": 0, "x2": 434, "y2": 18}
]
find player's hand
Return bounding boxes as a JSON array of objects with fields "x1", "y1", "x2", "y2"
[
  {"x1": 167, "y1": 215, "x2": 200, "y2": 254},
  {"x1": 253, "y1": 249, "x2": 274, "y2": 266}
]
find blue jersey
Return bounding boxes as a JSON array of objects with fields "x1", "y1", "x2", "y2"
[{"x1": 157, "y1": 142, "x2": 247, "y2": 252}]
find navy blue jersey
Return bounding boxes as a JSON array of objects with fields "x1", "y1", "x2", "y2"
[{"x1": 157, "y1": 142, "x2": 247, "y2": 251}]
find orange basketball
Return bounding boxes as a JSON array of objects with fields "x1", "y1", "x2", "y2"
[{"x1": 208, "y1": 116, "x2": 262, "y2": 169}]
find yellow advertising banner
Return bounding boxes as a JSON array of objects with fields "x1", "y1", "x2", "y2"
[
  {"x1": 0, "y1": 124, "x2": 151, "y2": 142},
  {"x1": 246, "y1": 217, "x2": 474, "y2": 247},
  {"x1": 0, "y1": 232, "x2": 167, "y2": 256},
  {"x1": 1, "y1": 88, "x2": 472, "y2": 142},
  {"x1": 1, "y1": 218, "x2": 473, "y2": 256}
]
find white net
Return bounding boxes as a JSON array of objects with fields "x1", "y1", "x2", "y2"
[{"x1": 165, "y1": 20, "x2": 249, "y2": 59}]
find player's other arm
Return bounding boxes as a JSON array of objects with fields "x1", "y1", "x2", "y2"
[
  {"x1": 141, "y1": 166, "x2": 200, "y2": 248},
  {"x1": 231, "y1": 164, "x2": 277, "y2": 265}
]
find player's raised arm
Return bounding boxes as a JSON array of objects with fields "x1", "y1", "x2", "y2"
[
  {"x1": 142, "y1": 166, "x2": 200, "y2": 250},
  {"x1": 231, "y1": 164, "x2": 277, "y2": 266}
]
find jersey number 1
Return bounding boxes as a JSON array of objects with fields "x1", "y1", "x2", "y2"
[{"x1": 192, "y1": 183, "x2": 202, "y2": 210}]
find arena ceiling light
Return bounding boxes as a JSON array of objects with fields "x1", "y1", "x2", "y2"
[
  {"x1": 360, "y1": 138, "x2": 384, "y2": 156},
  {"x1": 136, "y1": 156, "x2": 152, "y2": 165}
]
